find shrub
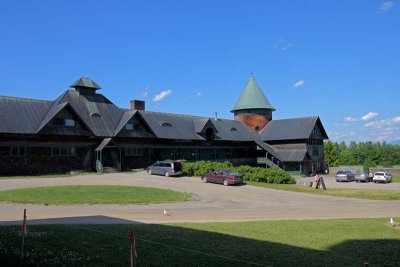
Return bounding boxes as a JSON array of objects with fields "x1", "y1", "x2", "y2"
[
  {"x1": 182, "y1": 161, "x2": 232, "y2": 177},
  {"x1": 182, "y1": 161, "x2": 295, "y2": 184}
]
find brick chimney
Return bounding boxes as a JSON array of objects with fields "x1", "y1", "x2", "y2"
[{"x1": 130, "y1": 100, "x2": 145, "y2": 110}]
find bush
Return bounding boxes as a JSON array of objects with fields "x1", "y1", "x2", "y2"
[
  {"x1": 182, "y1": 161, "x2": 232, "y2": 177},
  {"x1": 182, "y1": 161, "x2": 295, "y2": 184}
]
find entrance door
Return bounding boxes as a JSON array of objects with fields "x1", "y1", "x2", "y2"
[{"x1": 102, "y1": 148, "x2": 121, "y2": 171}]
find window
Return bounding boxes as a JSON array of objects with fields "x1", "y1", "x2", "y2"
[
  {"x1": 313, "y1": 145, "x2": 319, "y2": 155},
  {"x1": 64, "y1": 119, "x2": 76, "y2": 127},
  {"x1": 52, "y1": 147, "x2": 76, "y2": 157},
  {"x1": 134, "y1": 123, "x2": 141, "y2": 130},
  {"x1": 125, "y1": 147, "x2": 143, "y2": 156},
  {"x1": 255, "y1": 126, "x2": 260, "y2": 131},
  {"x1": 125, "y1": 123, "x2": 134, "y2": 130},
  {"x1": 159, "y1": 121, "x2": 172, "y2": 127},
  {"x1": 10, "y1": 146, "x2": 27, "y2": 157},
  {"x1": 53, "y1": 118, "x2": 76, "y2": 127}
]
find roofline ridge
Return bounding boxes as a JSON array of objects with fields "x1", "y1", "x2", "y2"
[
  {"x1": 0, "y1": 95, "x2": 52, "y2": 103},
  {"x1": 272, "y1": 115, "x2": 319, "y2": 121}
]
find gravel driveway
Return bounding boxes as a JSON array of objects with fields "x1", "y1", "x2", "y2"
[{"x1": 0, "y1": 172, "x2": 399, "y2": 225}]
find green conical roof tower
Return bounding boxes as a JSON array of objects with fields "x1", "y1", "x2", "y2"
[
  {"x1": 231, "y1": 73, "x2": 275, "y2": 112},
  {"x1": 231, "y1": 74, "x2": 275, "y2": 132}
]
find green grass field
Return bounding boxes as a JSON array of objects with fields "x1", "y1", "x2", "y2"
[
  {"x1": 392, "y1": 175, "x2": 400, "y2": 183},
  {"x1": 1, "y1": 218, "x2": 399, "y2": 266},
  {"x1": 247, "y1": 182, "x2": 400, "y2": 200},
  {"x1": 0, "y1": 185, "x2": 192, "y2": 205}
]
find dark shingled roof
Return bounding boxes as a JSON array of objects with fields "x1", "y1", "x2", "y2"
[
  {"x1": 259, "y1": 116, "x2": 328, "y2": 141},
  {"x1": 138, "y1": 111, "x2": 204, "y2": 140},
  {"x1": 58, "y1": 90, "x2": 124, "y2": 137},
  {"x1": 0, "y1": 78, "x2": 329, "y2": 164},
  {"x1": 275, "y1": 149, "x2": 308, "y2": 162},
  {"x1": 137, "y1": 111, "x2": 262, "y2": 142},
  {"x1": 0, "y1": 96, "x2": 52, "y2": 134}
]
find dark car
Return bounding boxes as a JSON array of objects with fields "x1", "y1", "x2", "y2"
[
  {"x1": 335, "y1": 171, "x2": 355, "y2": 182},
  {"x1": 147, "y1": 160, "x2": 183, "y2": 177},
  {"x1": 201, "y1": 169, "x2": 243, "y2": 186},
  {"x1": 355, "y1": 172, "x2": 372, "y2": 183}
]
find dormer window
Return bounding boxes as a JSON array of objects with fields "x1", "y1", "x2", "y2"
[
  {"x1": 205, "y1": 127, "x2": 214, "y2": 141},
  {"x1": 65, "y1": 119, "x2": 76, "y2": 127},
  {"x1": 53, "y1": 118, "x2": 76, "y2": 127},
  {"x1": 230, "y1": 127, "x2": 237, "y2": 131},
  {"x1": 90, "y1": 112, "x2": 102, "y2": 117},
  {"x1": 160, "y1": 121, "x2": 172, "y2": 127},
  {"x1": 126, "y1": 123, "x2": 134, "y2": 130}
]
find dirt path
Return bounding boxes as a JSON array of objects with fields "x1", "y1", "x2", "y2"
[{"x1": 0, "y1": 172, "x2": 399, "y2": 225}]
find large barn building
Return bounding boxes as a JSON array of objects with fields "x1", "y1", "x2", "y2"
[{"x1": 0, "y1": 75, "x2": 328, "y2": 176}]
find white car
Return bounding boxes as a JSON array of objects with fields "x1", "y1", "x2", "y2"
[{"x1": 372, "y1": 172, "x2": 392, "y2": 183}]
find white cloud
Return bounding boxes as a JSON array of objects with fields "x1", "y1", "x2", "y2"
[
  {"x1": 273, "y1": 38, "x2": 292, "y2": 52},
  {"x1": 327, "y1": 131, "x2": 355, "y2": 141},
  {"x1": 334, "y1": 123, "x2": 349, "y2": 127},
  {"x1": 153, "y1": 89, "x2": 172, "y2": 102},
  {"x1": 379, "y1": 2, "x2": 394, "y2": 13},
  {"x1": 292, "y1": 80, "x2": 305, "y2": 88},
  {"x1": 196, "y1": 92, "x2": 204, "y2": 97},
  {"x1": 281, "y1": 43, "x2": 292, "y2": 51},
  {"x1": 364, "y1": 116, "x2": 400, "y2": 129},
  {"x1": 361, "y1": 112, "x2": 379, "y2": 121},
  {"x1": 142, "y1": 91, "x2": 148, "y2": 97},
  {"x1": 344, "y1": 116, "x2": 357, "y2": 122}
]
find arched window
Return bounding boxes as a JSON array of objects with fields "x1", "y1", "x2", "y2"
[{"x1": 255, "y1": 126, "x2": 260, "y2": 132}]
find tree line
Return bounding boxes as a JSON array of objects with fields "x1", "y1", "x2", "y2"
[{"x1": 324, "y1": 141, "x2": 400, "y2": 169}]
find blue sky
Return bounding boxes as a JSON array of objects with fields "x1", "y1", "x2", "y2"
[{"x1": 0, "y1": 1, "x2": 399, "y2": 143}]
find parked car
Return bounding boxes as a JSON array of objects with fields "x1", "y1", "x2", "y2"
[
  {"x1": 354, "y1": 172, "x2": 372, "y2": 183},
  {"x1": 335, "y1": 171, "x2": 355, "y2": 182},
  {"x1": 147, "y1": 160, "x2": 183, "y2": 177},
  {"x1": 373, "y1": 172, "x2": 392, "y2": 183},
  {"x1": 201, "y1": 169, "x2": 243, "y2": 186}
]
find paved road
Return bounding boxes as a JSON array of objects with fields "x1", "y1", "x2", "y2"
[
  {"x1": 0, "y1": 172, "x2": 399, "y2": 225},
  {"x1": 298, "y1": 176, "x2": 400, "y2": 190}
]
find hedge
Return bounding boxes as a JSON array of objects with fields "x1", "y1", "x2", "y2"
[{"x1": 182, "y1": 161, "x2": 295, "y2": 184}]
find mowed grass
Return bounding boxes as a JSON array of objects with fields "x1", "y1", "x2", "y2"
[
  {"x1": 247, "y1": 181, "x2": 400, "y2": 200},
  {"x1": 1, "y1": 218, "x2": 399, "y2": 266},
  {"x1": 0, "y1": 185, "x2": 192, "y2": 205},
  {"x1": 392, "y1": 175, "x2": 400, "y2": 183}
]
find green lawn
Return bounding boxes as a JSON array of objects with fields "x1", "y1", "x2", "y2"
[
  {"x1": 1, "y1": 218, "x2": 399, "y2": 266},
  {"x1": 0, "y1": 185, "x2": 192, "y2": 205},
  {"x1": 247, "y1": 181, "x2": 400, "y2": 200},
  {"x1": 392, "y1": 175, "x2": 400, "y2": 183}
]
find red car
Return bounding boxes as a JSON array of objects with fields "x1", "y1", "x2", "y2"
[{"x1": 201, "y1": 169, "x2": 243, "y2": 186}]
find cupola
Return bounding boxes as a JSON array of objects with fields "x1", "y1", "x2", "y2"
[
  {"x1": 70, "y1": 77, "x2": 101, "y2": 95},
  {"x1": 231, "y1": 74, "x2": 275, "y2": 131}
]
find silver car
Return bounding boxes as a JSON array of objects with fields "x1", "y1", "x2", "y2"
[
  {"x1": 355, "y1": 172, "x2": 372, "y2": 183},
  {"x1": 335, "y1": 171, "x2": 355, "y2": 182},
  {"x1": 373, "y1": 172, "x2": 392, "y2": 183},
  {"x1": 147, "y1": 160, "x2": 183, "y2": 177}
]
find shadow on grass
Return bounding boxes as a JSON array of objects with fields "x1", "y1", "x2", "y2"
[{"x1": 0, "y1": 216, "x2": 399, "y2": 266}]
